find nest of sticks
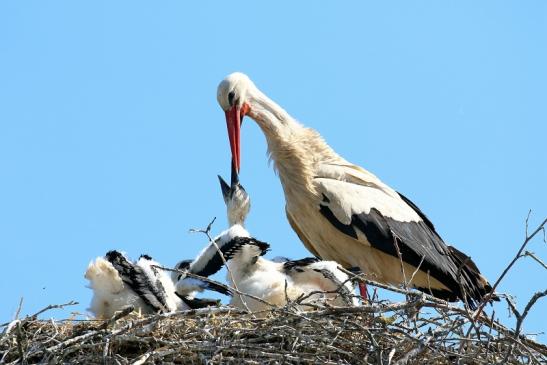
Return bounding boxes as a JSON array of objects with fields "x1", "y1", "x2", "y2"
[
  {"x1": 2, "y1": 217, "x2": 546, "y2": 364},
  {"x1": 1, "y1": 285, "x2": 546, "y2": 365}
]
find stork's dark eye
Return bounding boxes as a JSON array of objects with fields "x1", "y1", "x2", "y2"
[{"x1": 228, "y1": 91, "x2": 235, "y2": 106}]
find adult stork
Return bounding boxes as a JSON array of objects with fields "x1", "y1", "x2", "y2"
[{"x1": 216, "y1": 72, "x2": 496, "y2": 307}]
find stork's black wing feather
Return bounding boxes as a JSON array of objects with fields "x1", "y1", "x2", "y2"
[
  {"x1": 282, "y1": 257, "x2": 320, "y2": 273},
  {"x1": 176, "y1": 294, "x2": 222, "y2": 309},
  {"x1": 319, "y1": 194, "x2": 492, "y2": 308},
  {"x1": 193, "y1": 236, "x2": 270, "y2": 279}
]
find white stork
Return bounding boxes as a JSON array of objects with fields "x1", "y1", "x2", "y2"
[
  {"x1": 85, "y1": 251, "x2": 186, "y2": 318},
  {"x1": 191, "y1": 166, "x2": 357, "y2": 314},
  {"x1": 216, "y1": 72, "x2": 496, "y2": 308}
]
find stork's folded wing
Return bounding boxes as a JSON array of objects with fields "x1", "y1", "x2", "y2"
[{"x1": 313, "y1": 163, "x2": 478, "y2": 303}]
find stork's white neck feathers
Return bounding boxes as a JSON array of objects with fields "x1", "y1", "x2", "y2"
[{"x1": 229, "y1": 76, "x2": 340, "y2": 197}]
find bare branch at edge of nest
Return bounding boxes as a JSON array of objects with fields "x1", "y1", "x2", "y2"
[{"x1": 474, "y1": 216, "x2": 547, "y2": 320}]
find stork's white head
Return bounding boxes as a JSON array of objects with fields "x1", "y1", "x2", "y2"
[{"x1": 217, "y1": 72, "x2": 256, "y2": 172}]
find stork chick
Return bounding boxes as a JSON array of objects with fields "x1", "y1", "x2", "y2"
[
  {"x1": 85, "y1": 251, "x2": 186, "y2": 319},
  {"x1": 190, "y1": 166, "x2": 357, "y2": 314},
  {"x1": 171, "y1": 161, "x2": 250, "y2": 300}
]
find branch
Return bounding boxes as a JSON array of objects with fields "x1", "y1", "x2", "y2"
[
  {"x1": 502, "y1": 289, "x2": 547, "y2": 362},
  {"x1": 521, "y1": 251, "x2": 547, "y2": 270},
  {"x1": 153, "y1": 265, "x2": 276, "y2": 310},
  {"x1": 474, "y1": 216, "x2": 547, "y2": 320}
]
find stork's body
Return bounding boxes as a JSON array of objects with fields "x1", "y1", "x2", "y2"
[{"x1": 217, "y1": 72, "x2": 495, "y2": 307}]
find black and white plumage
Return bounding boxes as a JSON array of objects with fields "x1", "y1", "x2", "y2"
[
  {"x1": 172, "y1": 249, "x2": 233, "y2": 300},
  {"x1": 195, "y1": 167, "x2": 357, "y2": 314},
  {"x1": 170, "y1": 168, "x2": 247, "y2": 303},
  {"x1": 209, "y1": 225, "x2": 358, "y2": 313},
  {"x1": 282, "y1": 258, "x2": 356, "y2": 307},
  {"x1": 85, "y1": 251, "x2": 186, "y2": 318},
  {"x1": 217, "y1": 72, "x2": 497, "y2": 308}
]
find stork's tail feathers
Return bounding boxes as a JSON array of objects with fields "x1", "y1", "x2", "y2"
[{"x1": 447, "y1": 246, "x2": 499, "y2": 308}]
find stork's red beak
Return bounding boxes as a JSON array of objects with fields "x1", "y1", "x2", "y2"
[{"x1": 225, "y1": 103, "x2": 249, "y2": 173}]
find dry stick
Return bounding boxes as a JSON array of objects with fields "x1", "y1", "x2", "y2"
[
  {"x1": 408, "y1": 255, "x2": 426, "y2": 288},
  {"x1": 394, "y1": 314, "x2": 464, "y2": 365},
  {"x1": 474, "y1": 216, "x2": 547, "y2": 320},
  {"x1": 340, "y1": 265, "x2": 547, "y2": 356},
  {"x1": 100, "y1": 306, "x2": 135, "y2": 330},
  {"x1": 1, "y1": 301, "x2": 78, "y2": 329},
  {"x1": 454, "y1": 257, "x2": 484, "y2": 357},
  {"x1": 188, "y1": 217, "x2": 252, "y2": 313},
  {"x1": 14, "y1": 323, "x2": 25, "y2": 365},
  {"x1": 293, "y1": 274, "x2": 356, "y2": 307},
  {"x1": 13, "y1": 298, "x2": 24, "y2": 321},
  {"x1": 522, "y1": 251, "x2": 547, "y2": 270},
  {"x1": 27, "y1": 301, "x2": 79, "y2": 322},
  {"x1": 502, "y1": 289, "x2": 547, "y2": 363},
  {"x1": 153, "y1": 265, "x2": 275, "y2": 309},
  {"x1": 391, "y1": 233, "x2": 409, "y2": 290},
  {"x1": 482, "y1": 309, "x2": 496, "y2": 361},
  {"x1": 39, "y1": 307, "x2": 242, "y2": 357},
  {"x1": 102, "y1": 337, "x2": 110, "y2": 365},
  {"x1": 456, "y1": 214, "x2": 547, "y2": 360}
]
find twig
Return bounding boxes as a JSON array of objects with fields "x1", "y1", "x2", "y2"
[
  {"x1": 100, "y1": 306, "x2": 134, "y2": 330},
  {"x1": 391, "y1": 233, "x2": 409, "y2": 290},
  {"x1": 27, "y1": 301, "x2": 79, "y2": 322},
  {"x1": 153, "y1": 265, "x2": 275, "y2": 309},
  {"x1": 13, "y1": 298, "x2": 23, "y2": 321},
  {"x1": 502, "y1": 289, "x2": 547, "y2": 363},
  {"x1": 474, "y1": 216, "x2": 547, "y2": 320},
  {"x1": 408, "y1": 255, "x2": 426, "y2": 288},
  {"x1": 14, "y1": 323, "x2": 25, "y2": 365},
  {"x1": 521, "y1": 251, "x2": 547, "y2": 270},
  {"x1": 1, "y1": 301, "x2": 78, "y2": 329}
]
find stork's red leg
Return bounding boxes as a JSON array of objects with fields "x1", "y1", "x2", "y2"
[{"x1": 359, "y1": 282, "x2": 369, "y2": 302}]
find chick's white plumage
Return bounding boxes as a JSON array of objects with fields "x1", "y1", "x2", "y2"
[
  {"x1": 207, "y1": 167, "x2": 357, "y2": 314},
  {"x1": 85, "y1": 251, "x2": 186, "y2": 318}
]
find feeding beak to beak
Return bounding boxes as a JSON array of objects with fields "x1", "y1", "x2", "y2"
[
  {"x1": 225, "y1": 103, "x2": 249, "y2": 173},
  {"x1": 230, "y1": 158, "x2": 239, "y2": 187},
  {"x1": 217, "y1": 160, "x2": 241, "y2": 201}
]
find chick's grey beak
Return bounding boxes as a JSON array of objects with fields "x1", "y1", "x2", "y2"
[{"x1": 218, "y1": 175, "x2": 231, "y2": 201}]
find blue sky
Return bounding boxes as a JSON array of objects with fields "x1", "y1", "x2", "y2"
[{"x1": 1, "y1": 2, "x2": 545, "y2": 339}]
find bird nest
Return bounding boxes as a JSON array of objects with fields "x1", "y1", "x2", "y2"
[
  {"x1": 2, "y1": 293, "x2": 546, "y2": 365},
  {"x1": 3, "y1": 218, "x2": 546, "y2": 364}
]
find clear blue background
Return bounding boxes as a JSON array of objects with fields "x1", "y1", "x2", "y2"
[{"x1": 1, "y1": 2, "x2": 545, "y2": 340}]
